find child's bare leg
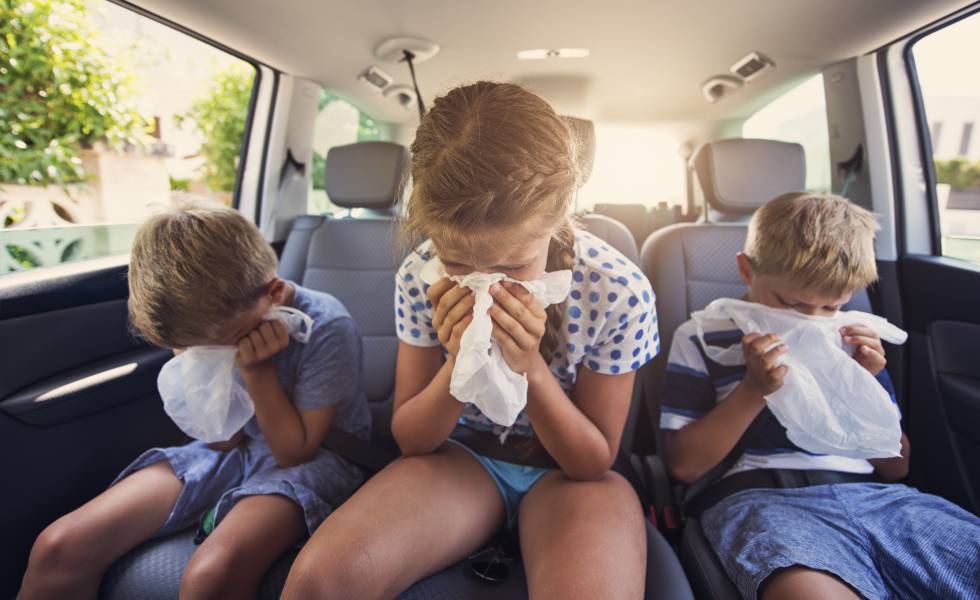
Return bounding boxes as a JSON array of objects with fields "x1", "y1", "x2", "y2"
[
  {"x1": 18, "y1": 461, "x2": 182, "y2": 600},
  {"x1": 761, "y1": 566, "x2": 862, "y2": 600},
  {"x1": 179, "y1": 494, "x2": 305, "y2": 600}
]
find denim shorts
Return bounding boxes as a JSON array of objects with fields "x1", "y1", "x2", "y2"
[
  {"x1": 112, "y1": 437, "x2": 364, "y2": 538},
  {"x1": 701, "y1": 481, "x2": 980, "y2": 600},
  {"x1": 448, "y1": 439, "x2": 551, "y2": 528}
]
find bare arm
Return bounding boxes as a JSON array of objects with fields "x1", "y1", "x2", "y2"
[
  {"x1": 524, "y1": 356, "x2": 635, "y2": 481},
  {"x1": 238, "y1": 320, "x2": 334, "y2": 467},
  {"x1": 663, "y1": 332, "x2": 788, "y2": 484},
  {"x1": 391, "y1": 278, "x2": 473, "y2": 455},
  {"x1": 489, "y1": 282, "x2": 635, "y2": 481},
  {"x1": 870, "y1": 433, "x2": 910, "y2": 481}
]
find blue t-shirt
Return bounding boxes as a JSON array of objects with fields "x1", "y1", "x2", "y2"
[
  {"x1": 660, "y1": 316, "x2": 899, "y2": 476},
  {"x1": 243, "y1": 284, "x2": 371, "y2": 441},
  {"x1": 394, "y1": 229, "x2": 659, "y2": 440}
]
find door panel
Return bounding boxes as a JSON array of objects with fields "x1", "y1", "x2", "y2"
[
  {"x1": 900, "y1": 255, "x2": 980, "y2": 514},
  {"x1": 0, "y1": 263, "x2": 183, "y2": 596}
]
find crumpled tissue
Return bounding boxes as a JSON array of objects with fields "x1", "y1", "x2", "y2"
[
  {"x1": 157, "y1": 305, "x2": 313, "y2": 442},
  {"x1": 692, "y1": 298, "x2": 907, "y2": 458},
  {"x1": 420, "y1": 257, "x2": 572, "y2": 427}
]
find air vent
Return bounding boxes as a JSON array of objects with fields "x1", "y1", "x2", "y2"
[
  {"x1": 730, "y1": 52, "x2": 775, "y2": 82},
  {"x1": 358, "y1": 66, "x2": 393, "y2": 91}
]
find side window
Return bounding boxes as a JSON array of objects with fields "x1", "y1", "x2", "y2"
[
  {"x1": 742, "y1": 75, "x2": 831, "y2": 193},
  {"x1": 913, "y1": 12, "x2": 980, "y2": 264},
  {"x1": 308, "y1": 89, "x2": 391, "y2": 215},
  {"x1": 0, "y1": 0, "x2": 257, "y2": 275}
]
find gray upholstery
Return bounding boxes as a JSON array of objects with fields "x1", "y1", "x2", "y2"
[
  {"x1": 325, "y1": 141, "x2": 410, "y2": 209},
  {"x1": 580, "y1": 213, "x2": 639, "y2": 265},
  {"x1": 301, "y1": 218, "x2": 405, "y2": 404},
  {"x1": 278, "y1": 214, "x2": 326, "y2": 283},
  {"x1": 102, "y1": 518, "x2": 689, "y2": 600},
  {"x1": 691, "y1": 139, "x2": 805, "y2": 215}
]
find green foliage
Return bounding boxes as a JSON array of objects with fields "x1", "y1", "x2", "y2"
[
  {"x1": 177, "y1": 63, "x2": 254, "y2": 193},
  {"x1": 935, "y1": 158, "x2": 980, "y2": 189},
  {"x1": 169, "y1": 176, "x2": 189, "y2": 192},
  {"x1": 0, "y1": 0, "x2": 145, "y2": 186}
]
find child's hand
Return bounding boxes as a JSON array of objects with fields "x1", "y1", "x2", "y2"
[
  {"x1": 428, "y1": 277, "x2": 474, "y2": 358},
  {"x1": 741, "y1": 332, "x2": 789, "y2": 396},
  {"x1": 841, "y1": 324, "x2": 886, "y2": 376},
  {"x1": 489, "y1": 281, "x2": 547, "y2": 375},
  {"x1": 237, "y1": 319, "x2": 289, "y2": 372}
]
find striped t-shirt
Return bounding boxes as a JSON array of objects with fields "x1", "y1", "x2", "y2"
[{"x1": 660, "y1": 316, "x2": 898, "y2": 477}]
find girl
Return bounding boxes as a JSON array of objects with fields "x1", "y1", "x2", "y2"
[{"x1": 282, "y1": 82, "x2": 659, "y2": 599}]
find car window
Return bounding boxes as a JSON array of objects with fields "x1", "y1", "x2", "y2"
[
  {"x1": 0, "y1": 0, "x2": 257, "y2": 275},
  {"x1": 308, "y1": 89, "x2": 391, "y2": 215},
  {"x1": 912, "y1": 11, "x2": 980, "y2": 264},
  {"x1": 577, "y1": 125, "x2": 685, "y2": 210},
  {"x1": 742, "y1": 75, "x2": 831, "y2": 193}
]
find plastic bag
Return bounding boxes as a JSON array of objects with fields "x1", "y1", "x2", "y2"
[
  {"x1": 420, "y1": 257, "x2": 572, "y2": 427},
  {"x1": 691, "y1": 298, "x2": 907, "y2": 459},
  {"x1": 157, "y1": 305, "x2": 314, "y2": 442}
]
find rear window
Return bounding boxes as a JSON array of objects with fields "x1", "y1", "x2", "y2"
[
  {"x1": 308, "y1": 88, "x2": 391, "y2": 216},
  {"x1": 577, "y1": 125, "x2": 685, "y2": 209},
  {"x1": 742, "y1": 75, "x2": 831, "y2": 193},
  {"x1": 1, "y1": 0, "x2": 257, "y2": 275}
]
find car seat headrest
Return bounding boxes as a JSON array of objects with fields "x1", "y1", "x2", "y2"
[
  {"x1": 562, "y1": 116, "x2": 595, "y2": 187},
  {"x1": 325, "y1": 141, "x2": 410, "y2": 209},
  {"x1": 691, "y1": 138, "x2": 805, "y2": 216}
]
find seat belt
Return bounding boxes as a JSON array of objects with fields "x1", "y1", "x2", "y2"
[{"x1": 681, "y1": 411, "x2": 772, "y2": 515}]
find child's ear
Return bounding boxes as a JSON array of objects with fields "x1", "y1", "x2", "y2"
[
  {"x1": 267, "y1": 278, "x2": 286, "y2": 304},
  {"x1": 736, "y1": 253, "x2": 754, "y2": 286}
]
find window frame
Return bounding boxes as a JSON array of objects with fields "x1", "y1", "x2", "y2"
[{"x1": 902, "y1": 4, "x2": 980, "y2": 257}]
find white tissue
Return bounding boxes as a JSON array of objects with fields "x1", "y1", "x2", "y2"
[
  {"x1": 692, "y1": 298, "x2": 907, "y2": 459},
  {"x1": 420, "y1": 257, "x2": 572, "y2": 427},
  {"x1": 158, "y1": 304, "x2": 314, "y2": 442}
]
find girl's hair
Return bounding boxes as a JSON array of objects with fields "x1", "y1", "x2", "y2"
[{"x1": 402, "y1": 81, "x2": 582, "y2": 359}]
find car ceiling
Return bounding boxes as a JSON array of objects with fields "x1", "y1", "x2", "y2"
[{"x1": 126, "y1": 0, "x2": 971, "y2": 126}]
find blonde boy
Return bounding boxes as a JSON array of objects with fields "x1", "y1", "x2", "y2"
[
  {"x1": 661, "y1": 193, "x2": 979, "y2": 600},
  {"x1": 20, "y1": 202, "x2": 369, "y2": 598}
]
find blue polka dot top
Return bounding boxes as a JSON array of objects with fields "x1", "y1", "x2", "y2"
[{"x1": 394, "y1": 229, "x2": 659, "y2": 440}]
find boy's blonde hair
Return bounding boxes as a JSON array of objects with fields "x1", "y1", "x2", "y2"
[
  {"x1": 744, "y1": 192, "x2": 879, "y2": 296},
  {"x1": 128, "y1": 201, "x2": 278, "y2": 348}
]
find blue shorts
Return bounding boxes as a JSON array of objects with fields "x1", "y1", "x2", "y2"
[
  {"x1": 701, "y1": 481, "x2": 980, "y2": 600},
  {"x1": 448, "y1": 439, "x2": 551, "y2": 528},
  {"x1": 112, "y1": 437, "x2": 364, "y2": 538}
]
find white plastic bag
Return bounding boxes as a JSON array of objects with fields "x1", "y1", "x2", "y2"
[
  {"x1": 420, "y1": 257, "x2": 572, "y2": 427},
  {"x1": 691, "y1": 298, "x2": 907, "y2": 459},
  {"x1": 157, "y1": 305, "x2": 314, "y2": 442}
]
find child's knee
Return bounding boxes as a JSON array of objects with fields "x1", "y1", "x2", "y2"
[
  {"x1": 29, "y1": 517, "x2": 88, "y2": 572},
  {"x1": 180, "y1": 547, "x2": 239, "y2": 598},
  {"x1": 284, "y1": 543, "x2": 375, "y2": 600}
]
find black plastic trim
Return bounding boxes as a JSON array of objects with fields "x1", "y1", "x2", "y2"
[{"x1": 0, "y1": 259, "x2": 129, "y2": 319}]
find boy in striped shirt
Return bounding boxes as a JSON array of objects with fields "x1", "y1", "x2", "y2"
[{"x1": 661, "y1": 193, "x2": 979, "y2": 600}]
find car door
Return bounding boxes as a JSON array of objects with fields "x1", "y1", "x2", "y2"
[
  {"x1": 884, "y1": 5, "x2": 980, "y2": 514},
  {"x1": 0, "y1": 1, "x2": 271, "y2": 594}
]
